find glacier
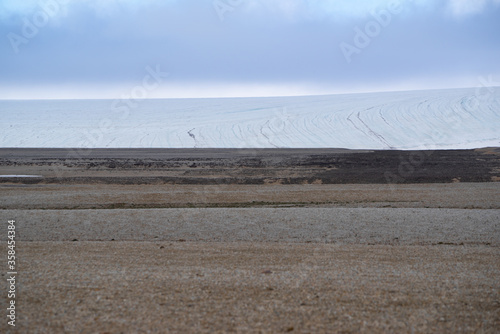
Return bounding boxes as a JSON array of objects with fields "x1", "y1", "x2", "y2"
[{"x1": 0, "y1": 87, "x2": 499, "y2": 150}]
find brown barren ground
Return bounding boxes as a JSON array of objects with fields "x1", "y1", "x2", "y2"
[
  {"x1": 0, "y1": 148, "x2": 499, "y2": 333},
  {"x1": 7, "y1": 242, "x2": 499, "y2": 333}
]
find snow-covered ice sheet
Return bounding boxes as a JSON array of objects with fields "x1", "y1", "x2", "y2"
[{"x1": 1, "y1": 88, "x2": 498, "y2": 149}]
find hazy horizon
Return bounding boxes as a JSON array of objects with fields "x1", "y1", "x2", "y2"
[{"x1": 0, "y1": 85, "x2": 498, "y2": 101}]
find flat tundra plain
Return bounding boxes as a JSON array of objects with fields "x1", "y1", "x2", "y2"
[{"x1": 0, "y1": 148, "x2": 499, "y2": 333}]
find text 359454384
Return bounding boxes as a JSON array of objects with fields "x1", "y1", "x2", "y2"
[{"x1": 7, "y1": 220, "x2": 17, "y2": 327}]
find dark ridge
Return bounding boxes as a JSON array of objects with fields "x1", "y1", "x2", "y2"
[{"x1": 1, "y1": 148, "x2": 498, "y2": 185}]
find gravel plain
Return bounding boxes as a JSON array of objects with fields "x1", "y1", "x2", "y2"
[
  {"x1": 0, "y1": 148, "x2": 499, "y2": 333},
  {"x1": 2, "y1": 207, "x2": 499, "y2": 246}
]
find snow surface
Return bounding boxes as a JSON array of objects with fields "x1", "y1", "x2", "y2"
[{"x1": 1, "y1": 88, "x2": 499, "y2": 150}]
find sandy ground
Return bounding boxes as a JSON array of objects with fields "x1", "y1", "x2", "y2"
[
  {"x1": 1, "y1": 242, "x2": 497, "y2": 333},
  {"x1": 0, "y1": 149, "x2": 499, "y2": 333},
  {"x1": 1, "y1": 183, "x2": 499, "y2": 210},
  {"x1": 1, "y1": 201, "x2": 499, "y2": 333}
]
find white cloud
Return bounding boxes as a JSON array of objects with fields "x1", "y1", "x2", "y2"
[
  {"x1": 447, "y1": 0, "x2": 500, "y2": 17},
  {"x1": 239, "y1": 0, "x2": 500, "y2": 21},
  {"x1": 243, "y1": 0, "x2": 409, "y2": 20},
  {"x1": 2, "y1": 0, "x2": 497, "y2": 22},
  {"x1": 0, "y1": 0, "x2": 173, "y2": 19},
  {"x1": 244, "y1": 0, "x2": 500, "y2": 20}
]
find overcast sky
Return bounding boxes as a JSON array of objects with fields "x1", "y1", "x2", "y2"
[{"x1": 1, "y1": 0, "x2": 499, "y2": 99}]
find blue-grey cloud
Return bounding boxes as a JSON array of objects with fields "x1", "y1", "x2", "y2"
[{"x1": 1, "y1": 0, "x2": 499, "y2": 98}]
